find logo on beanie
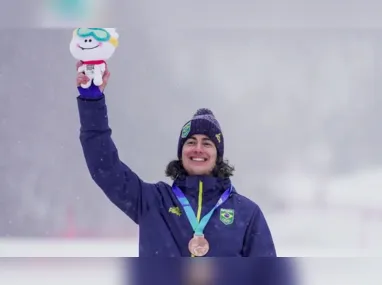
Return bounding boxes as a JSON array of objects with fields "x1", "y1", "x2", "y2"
[
  {"x1": 215, "y1": 133, "x2": 222, "y2": 143},
  {"x1": 181, "y1": 121, "x2": 191, "y2": 138}
]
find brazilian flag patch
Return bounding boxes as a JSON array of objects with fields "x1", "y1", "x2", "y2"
[{"x1": 220, "y1": 208, "x2": 234, "y2": 225}]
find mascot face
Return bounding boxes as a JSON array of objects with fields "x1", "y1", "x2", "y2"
[{"x1": 69, "y1": 28, "x2": 119, "y2": 61}]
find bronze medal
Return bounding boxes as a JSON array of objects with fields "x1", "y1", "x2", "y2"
[{"x1": 188, "y1": 234, "x2": 210, "y2": 257}]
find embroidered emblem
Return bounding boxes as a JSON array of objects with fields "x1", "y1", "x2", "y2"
[
  {"x1": 181, "y1": 121, "x2": 191, "y2": 138},
  {"x1": 215, "y1": 133, "x2": 222, "y2": 143},
  {"x1": 220, "y1": 208, "x2": 234, "y2": 225},
  {"x1": 169, "y1": 206, "x2": 182, "y2": 216}
]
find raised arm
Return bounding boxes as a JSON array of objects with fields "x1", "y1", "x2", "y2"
[{"x1": 76, "y1": 62, "x2": 157, "y2": 224}]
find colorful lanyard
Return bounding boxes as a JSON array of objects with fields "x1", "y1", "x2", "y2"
[{"x1": 172, "y1": 184, "x2": 232, "y2": 236}]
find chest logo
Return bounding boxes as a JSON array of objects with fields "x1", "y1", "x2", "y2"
[
  {"x1": 220, "y1": 208, "x2": 234, "y2": 225},
  {"x1": 169, "y1": 206, "x2": 182, "y2": 216}
]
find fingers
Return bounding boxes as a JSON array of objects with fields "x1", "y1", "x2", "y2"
[
  {"x1": 76, "y1": 61, "x2": 83, "y2": 70},
  {"x1": 75, "y1": 61, "x2": 111, "y2": 90},
  {"x1": 76, "y1": 61, "x2": 87, "y2": 86},
  {"x1": 76, "y1": 73, "x2": 89, "y2": 86},
  {"x1": 100, "y1": 70, "x2": 110, "y2": 92},
  {"x1": 103, "y1": 69, "x2": 111, "y2": 81}
]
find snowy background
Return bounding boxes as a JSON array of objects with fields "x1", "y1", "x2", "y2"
[
  {"x1": 1, "y1": 0, "x2": 382, "y2": 264},
  {"x1": 2, "y1": 1, "x2": 382, "y2": 284}
]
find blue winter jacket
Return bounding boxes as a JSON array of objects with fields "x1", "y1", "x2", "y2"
[{"x1": 77, "y1": 95, "x2": 276, "y2": 257}]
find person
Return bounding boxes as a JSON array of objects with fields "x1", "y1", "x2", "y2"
[{"x1": 75, "y1": 61, "x2": 276, "y2": 257}]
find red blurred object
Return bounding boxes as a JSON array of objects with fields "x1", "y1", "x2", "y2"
[
  {"x1": 60, "y1": 206, "x2": 93, "y2": 238},
  {"x1": 59, "y1": 205, "x2": 139, "y2": 239}
]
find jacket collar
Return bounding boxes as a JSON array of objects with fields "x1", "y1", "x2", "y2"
[{"x1": 173, "y1": 175, "x2": 235, "y2": 200}]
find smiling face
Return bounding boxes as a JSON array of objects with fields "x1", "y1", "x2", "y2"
[
  {"x1": 69, "y1": 28, "x2": 118, "y2": 62},
  {"x1": 181, "y1": 134, "x2": 217, "y2": 176}
]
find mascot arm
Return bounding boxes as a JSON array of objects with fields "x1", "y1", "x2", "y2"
[
  {"x1": 77, "y1": 64, "x2": 86, "y2": 73},
  {"x1": 93, "y1": 64, "x2": 104, "y2": 86}
]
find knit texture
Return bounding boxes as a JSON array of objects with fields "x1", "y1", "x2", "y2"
[{"x1": 177, "y1": 108, "x2": 224, "y2": 159}]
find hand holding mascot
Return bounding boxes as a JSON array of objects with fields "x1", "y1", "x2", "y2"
[{"x1": 70, "y1": 28, "x2": 119, "y2": 89}]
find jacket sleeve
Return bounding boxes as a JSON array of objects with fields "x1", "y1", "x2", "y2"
[
  {"x1": 242, "y1": 206, "x2": 277, "y2": 257},
  {"x1": 77, "y1": 95, "x2": 157, "y2": 224}
]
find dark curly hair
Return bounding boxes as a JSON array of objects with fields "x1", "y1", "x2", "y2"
[{"x1": 165, "y1": 157, "x2": 235, "y2": 180}]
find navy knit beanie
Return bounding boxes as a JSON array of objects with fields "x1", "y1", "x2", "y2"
[{"x1": 177, "y1": 108, "x2": 224, "y2": 159}]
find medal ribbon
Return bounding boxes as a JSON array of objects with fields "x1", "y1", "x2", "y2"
[{"x1": 172, "y1": 184, "x2": 232, "y2": 236}]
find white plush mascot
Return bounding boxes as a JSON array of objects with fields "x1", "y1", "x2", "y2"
[{"x1": 70, "y1": 28, "x2": 119, "y2": 88}]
